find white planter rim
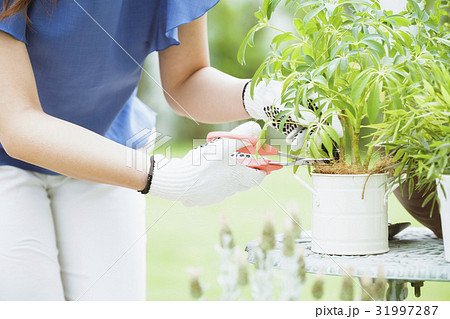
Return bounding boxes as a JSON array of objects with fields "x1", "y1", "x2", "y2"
[{"x1": 311, "y1": 172, "x2": 388, "y2": 178}]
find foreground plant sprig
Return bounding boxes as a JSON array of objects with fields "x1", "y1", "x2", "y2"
[{"x1": 190, "y1": 212, "x2": 390, "y2": 301}]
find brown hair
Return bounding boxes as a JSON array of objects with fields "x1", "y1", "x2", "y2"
[{"x1": 0, "y1": 0, "x2": 56, "y2": 23}]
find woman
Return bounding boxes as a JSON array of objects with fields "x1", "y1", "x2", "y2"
[
  {"x1": 0, "y1": 0, "x2": 317, "y2": 301},
  {"x1": 1, "y1": 0, "x2": 441, "y2": 301}
]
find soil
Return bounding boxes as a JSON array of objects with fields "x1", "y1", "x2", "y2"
[{"x1": 312, "y1": 157, "x2": 395, "y2": 175}]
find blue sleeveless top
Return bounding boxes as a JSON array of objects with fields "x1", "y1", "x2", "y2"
[{"x1": 0, "y1": 0, "x2": 219, "y2": 174}]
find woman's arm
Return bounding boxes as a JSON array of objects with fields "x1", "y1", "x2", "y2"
[
  {"x1": 158, "y1": 15, "x2": 251, "y2": 124},
  {"x1": 0, "y1": 31, "x2": 148, "y2": 190}
]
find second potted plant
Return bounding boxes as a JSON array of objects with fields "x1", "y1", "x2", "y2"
[{"x1": 376, "y1": 62, "x2": 450, "y2": 261}]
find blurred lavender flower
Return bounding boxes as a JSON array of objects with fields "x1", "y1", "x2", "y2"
[
  {"x1": 237, "y1": 253, "x2": 249, "y2": 287},
  {"x1": 297, "y1": 246, "x2": 306, "y2": 283},
  {"x1": 260, "y1": 213, "x2": 276, "y2": 254},
  {"x1": 216, "y1": 215, "x2": 241, "y2": 300},
  {"x1": 360, "y1": 275, "x2": 375, "y2": 301},
  {"x1": 216, "y1": 235, "x2": 240, "y2": 300},
  {"x1": 251, "y1": 245, "x2": 275, "y2": 301},
  {"x1": 286, "y1": 201, "x2": 302, "y2": 239},
  {"x1": 373, "y1": 265, "x2": 387, "y2": 301},
  {"x1": 219, "y1": 215, "x2": 235, "y2": 249},
  {"x1": 279, "y1": 219, "x2": 303, "y2": 300},
  {"x1": 312, "y1": 273, "x2": 324, "y2": 300},
  {"x1": 339, "y1": 268, "x2": 354, "y2": 301},
  {"x1": 251, "y1": 216, "x2": 277, "y2": 301},
  {"x1": 187, "y1": 267, "x2": 204, "y2": 300},
  {"x1": 282, "y1": 218, "x2": 295, "y2": 257}
]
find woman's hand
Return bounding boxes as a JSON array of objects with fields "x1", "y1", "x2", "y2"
[
  {"x1": 149, "y1": 121, "x2": 266, "y2": 206},
  {"x1": 243, "y1": 80, "x2": 344, "y2": 152}
]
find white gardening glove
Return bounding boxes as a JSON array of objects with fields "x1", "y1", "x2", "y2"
[
  {"x1": 149, "y1": 121, "x2": 266, "y2": 207},
  {"x1": 243, "y1": 80, "x2": 343, "y2": 152}
]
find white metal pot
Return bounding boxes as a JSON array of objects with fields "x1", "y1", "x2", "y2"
[
  {"x1": 437, "y1": 174, "x2": 450, "y2": 262},
  {"x1": 295, "y1": 173, "x2": 391, "y2": 255}
]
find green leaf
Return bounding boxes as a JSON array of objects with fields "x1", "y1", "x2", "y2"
[
  {"x1": 334, "y1": 99, "x2": 357, "y2": 119},
  {"x1": 352, "y1": 24, "x2": 360, "y2": 41},
  {"x1": 304, "y1": 54, "x2": 315, "y2": 66},
  {"x1": 386, "y1": 15, "x2": 411, "y2": 27},
  {"x1": 271, "y1": 32, "x2": 297, "y2": 50},
  {"x1": 278, "y1": 113, "x2": 291, "y2": 134},
  {"x1": 327, "y1": 58, "x2": 341, "y2": 78},
  {"x1": 319, "y1": 129, "x2": 333, "y2": 155},
  {"x1": 303, "y1": 6, "x2": 324, "y2": 26},
  {"x1": 351, "y1": 71, "x2": 372, "y2": 104},
  {"x1": 249, "y1": 60, "x2": 268, "y2": 98},
  {"x1": 441, "y1": 85, "x2": 450, "y2": 105},
  {"x1": 274, "y1": 109, "x2": 291, "y2": 123},
  {"x1": 423, "y1": 80, "x2": 435, "y2": 96},
  {"x1": 323, "y1": 125, "x2": 340, "y2": 144},
  {"x1": 294, "y1": 18, "x2": 304, "y2": 36},
  {"x1": 262, "y1": 0, "x2": 270, "y2": 18},
  {"x1": 238, "y1": 25, "x2": 259, "y2": 65},
  {"x1": 424, "y1": 22, "x2": 439, "y2": 32},
  {"x1": 309, "y1": 134, "x2": 321, "y2": 158},
  {"x1": 263, "y1": 0, "x2": 282, "y2": 20},
  {"x1": 362, "y1": 34, "x2": 385, "y2": 42},
  {"x1": 330, "y1": 43, "x2": 350, "y2": 59},
  {"x1": 408, "y1": 0, "x2": 422, "y2": 18},
  {"x1": 340, "y1": 57, "x2": 349, "y2": 74},
  {"x1": 312, "y1": 75, "x2": 327, "y2": 86},
  {"x1": 388, "y1": 81, "x2": 402, "y2": 110},
  {"x1": 366, "y1": 80, "x2": 381, "y2": 124},
  {"x1": 254, "y1": 11, "x2": 264, "y2": 21},
  {"x1": 283, "y1": 71, "x2": 299, "y2": 92},
  {"x1": 436, "y1": 38, "x2": 450, "y2": 47},
  {"x1": 361, "y1": 39, "x2": 385, "y2": 56}
]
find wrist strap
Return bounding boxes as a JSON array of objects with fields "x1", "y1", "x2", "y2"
[
  {"x1": 138, "y1": 155, "x2": 155, "y2": 195},
  {"x1": 242, "y1": 80, "x2": 252, "y2": 116}
]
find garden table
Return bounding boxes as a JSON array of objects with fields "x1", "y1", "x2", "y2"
[{"x1": 245, "y1": 227, "x2": 450, "y2": 301}]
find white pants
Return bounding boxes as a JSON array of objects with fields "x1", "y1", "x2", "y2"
[{"x1": 0, "y1": 165, "x2": 147, "y2": 300}]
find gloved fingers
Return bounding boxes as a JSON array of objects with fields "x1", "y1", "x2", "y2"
[
  {"x1": 254, "y1": 80, "x2": 283, "y2": 105},
  {"x1": 181, "y1": 165, "x2": 265, "y2": 208},
  {"x1": 331, "y1": 114, "x2": 344, "y2": 138},
  {"x1": 229, "y1": 121, "x2": 261, "y2": 138},
  {"x1": 304, "y1": 132, "x2": 324, "y2": 153},
  {"x1": 233, "y1": 161, "x2": 266, "y2": 189},
  {"x1": 192, "y1": 121, "x2": 262, "y2": 162},
  {"x1": 220, "y1": 121, "x2": 262, "y2": 157},
  {"x1": 286, "y1": 129, "x2": 308, "y2": 152},
  {"x1": 296, "y1": 108, "x2": 317, "y2": 126},
  {"x1": 267, "y1": 106, "x2": 304, "y2": 136},
  {"x1": 243, "y1": 80, "x2": 283, "y2": 120}
]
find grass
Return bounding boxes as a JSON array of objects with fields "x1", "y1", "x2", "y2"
[{"x1": 145, "y1": 144, "x2": 450, "y2": 301}]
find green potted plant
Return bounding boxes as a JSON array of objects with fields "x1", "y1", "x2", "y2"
[
  {"x1": 239, "y1": 0, "x2": 448, "y2": 255},
  {"x1": 375, "y1": 62, "x2": 450, "y2": 261}
]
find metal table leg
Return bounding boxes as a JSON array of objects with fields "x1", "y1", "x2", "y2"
[{"x1": 386, "y1": 280, "x2": 408, "y2": 301}]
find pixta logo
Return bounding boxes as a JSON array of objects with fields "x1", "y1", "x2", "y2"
[{"x1": 126, "y1": 128, "x2": 172, "y2": 172}]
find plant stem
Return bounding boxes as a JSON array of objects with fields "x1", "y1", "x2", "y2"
[
  {"x1": 363, "y1": 144, "x2": 374, "y2": 170},
  {"x1": 353, "y1": 111, "x2": 363, "y2": 166},
  {"x1": 363, "y1": 133, "x2": 381, "y2": 169},
  {"x1": 339, "y1": 116, "x2": 346, "y2": 162},
  {"x1": 342, "y1": 114, "x2": 356, "y2": 165},
  {"x1": 352, "y1": 130, "x2": 361, "y2": 166}
]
